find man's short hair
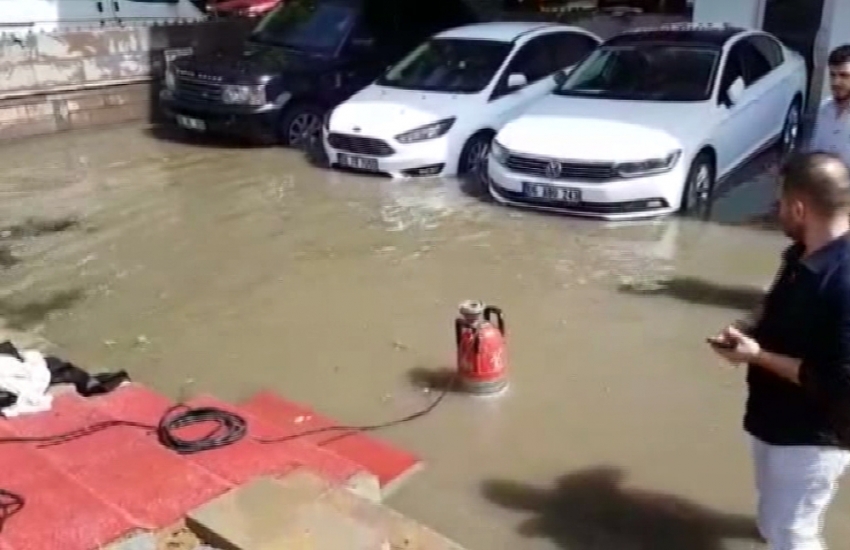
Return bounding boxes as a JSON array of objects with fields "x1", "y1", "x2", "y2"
[
  {"x1": 828, "y1": 45, "x2": 850, "y2": 67},
  {"x1": 780, "y1": 152, "x2": 850, "y2": 215}
]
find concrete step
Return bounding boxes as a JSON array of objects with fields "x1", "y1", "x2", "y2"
[{"x1": 187, "y1": 470, "x2": 467, "y2": 550}]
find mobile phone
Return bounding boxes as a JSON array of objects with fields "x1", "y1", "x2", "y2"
[{"x1": 706, "y1": 337, "x2": 736, "y2": 350}]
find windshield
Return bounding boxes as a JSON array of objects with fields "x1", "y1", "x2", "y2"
[
  {"x1": 251, "y1": 0, "x2": 356, "y2": 55},
  {"x1": 376, "y1": 38, "x2": 512, "y2": 94},
  {"x1": 555, "y1": 43, "x2": 720, "y2": 101}
]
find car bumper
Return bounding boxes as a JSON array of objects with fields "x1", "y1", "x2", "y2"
[
  {"x1": 323, "y1": 133, "x2": 451, "y2": 178},
  {"x1": 159, "y1": 90, "x2": 282, "y2": 141},
  {"x1": 486, "y1": 157, "x2": 684, "y2": 221}
]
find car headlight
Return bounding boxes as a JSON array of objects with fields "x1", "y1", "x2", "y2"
[
  {"x1": 221, "y1": 85, "x2": 266, "y2": 106},
  {"x1": 394, "y1": 117, "x2": 455, "y2": 144},
  {"x1": 615, "y1": 150, "x2": 681, "y2": 178},
  {"x1": 164, "y1": 66, "x2": 176, "y2": 91},
  {"x1": 490, "y1": 139, "x2": 509, "y2": 165}
]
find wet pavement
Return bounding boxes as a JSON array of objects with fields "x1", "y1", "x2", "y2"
[{"x1": 0, "y1": 124, "x2": 847, "y2": 549}]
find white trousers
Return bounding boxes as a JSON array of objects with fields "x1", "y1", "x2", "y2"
[{"x1": 752, "y1": 437, "x2": 850, "y2": 550}]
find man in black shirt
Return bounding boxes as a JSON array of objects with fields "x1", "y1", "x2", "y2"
[{"x1": 709, "y1": 152, "x2": 850, "y2": 550}]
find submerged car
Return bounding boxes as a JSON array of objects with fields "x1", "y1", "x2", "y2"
[
  {"x1": 488, "y1": 23, "x2": 807, "y2": 220},
  {"x1": 160, "y1": 0, "x2": 477, "y2": 146},
  {"x1": 323, "y1": 22, "x2": 601, "y2": 178}
]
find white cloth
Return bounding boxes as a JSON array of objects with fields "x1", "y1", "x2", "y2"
[
  {"x1": 807, "y1": 99, "x2": 850, "y2": 166},
  {"x1": 752, "y1": 437, "x2": 850, "y2": 550},
  {"x1": 0, "y1": 349, "x2": 53, "y2": 417}
]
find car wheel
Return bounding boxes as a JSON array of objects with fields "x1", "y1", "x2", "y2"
[
  {"x1": 680, "y1": 152, "x2": 715, "y2": 216},
  {"x1": 778, "y1": 100, "x2": 801, "y2": 158},
  {"x1": 458, "y1": 132, "x2": 493, "y2": 181},
  {"x1": 278, "y1": 104, "x2": 324, "y2": 148}
]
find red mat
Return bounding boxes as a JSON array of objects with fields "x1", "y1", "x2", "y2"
[
  {"x1": 0, "y1": 422, "x2": 135, "y2": 550},
  {"x1": 4, "y1": 393, "x2": 228, "y2": 529},
  {"x1": 94, "y1": 385, "x2": 367, "y2": 485},
  {"x1": 240, "y1": 391, "x2": 422, "y2": 491}
]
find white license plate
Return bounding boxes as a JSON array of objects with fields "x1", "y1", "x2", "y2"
[
  {"x1": 523, "y1": 182, "x2": 581, "y2": 203},
  {"x1": 176, "y1": 115, "x2": 206, "y2": 131},
  {"x1": 338, "y1": 153, "x2": 378, "y2": 171}
]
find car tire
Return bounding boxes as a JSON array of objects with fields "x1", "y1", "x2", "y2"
[
  {"x1": 458, "y1": 131, "x2": 493, "y2": 181},
  {"x1": 278, "y1": 103, "x2": 324, "y2": 149},
  {"x1": 680, "y1": 152, "x2": 715, "y2": 216},
  {"x1": 777, "y1": 99, "x2": 801, "y2": 159}
]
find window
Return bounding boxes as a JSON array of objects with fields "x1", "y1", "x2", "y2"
[
  {"x1": 749, "y1": 34, "x2": 784, "y2": 69},
  {"x1": 504, "y1": 37, "x2": 555, "y2": 84},
  {"x1": 250, "y1": 1, "x2": 357, "y2": 55},
  {"x1": 556, "y1": 43, "x2": 720, "y2": 102},
  {"x1": 376, "y1": 38, "x2": 512, "y2": 93},
  {"x1": 718, "y1": 44, "x2": 745, "y2": 93},
  {"x1": 543, "y1": 32, "x2": 599, "y2": 71},
  {"x1": 738, "y1": 39, "x2": 773, "y2": 84}
]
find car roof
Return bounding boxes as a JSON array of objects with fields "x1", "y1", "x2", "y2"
[
  {"x1": 436, "y1": 22, "x2": 582, "y2": 42},
  {"x1": 607, "y1": 23, "x2": 747, "y2": 48}
]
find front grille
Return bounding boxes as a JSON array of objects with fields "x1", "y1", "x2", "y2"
[
  {"x1": 174, "y1": 73, "x2": 223, "y2": 104},
  {"x1": 327, "y1": 133, "x2": 394, "y2": 157},
  {"x1": 505, "y1": 153, "x2": 617, "y2": 181}
]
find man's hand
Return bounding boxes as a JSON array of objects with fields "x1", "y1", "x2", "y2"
[{"x1": 708, "y1": 326, "x2": 762, "y2": 365}]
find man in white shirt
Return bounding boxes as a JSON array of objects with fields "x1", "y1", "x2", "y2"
[{"x1": 808, "y1": 45, "x2": 850, "y2": 166}]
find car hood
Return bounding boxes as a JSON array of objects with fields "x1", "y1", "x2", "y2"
[
  {"x1": 173, "y1": 43, "x2": 326, "y2": 83},
  {"x1": 330, "y1": 85, "x2": 479, "y2": 137},
  {"x1": 497, "y1": 95, "x2": 712, "y2": 161}
]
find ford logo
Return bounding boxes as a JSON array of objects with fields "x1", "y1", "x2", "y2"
[
  {"x1": 545, "y1": 160, "x2": 562, "y2": 179},
  {"x1": 353, "y1": 126, "x2": 361, "y2": 133}
]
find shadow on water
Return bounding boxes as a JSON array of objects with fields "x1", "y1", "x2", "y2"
[
  {"x1": 0, "y1": 289, "x2": 86, "y2": 330},
  {"x1": 408, "y1": 366, "x2": 465, "y2": 394},
  {"x1": 142, "y1": 125, "x2": 264, "y2": 150},
  {"x1": 483, "y1": 466, "x2": 761, "y2": 550},
  {"x1": 618, "y1": 277, "x2": 764, "y2": 312}
]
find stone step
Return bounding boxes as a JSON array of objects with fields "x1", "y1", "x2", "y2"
[{"x1": 187, "y1": 470, "x2": 467, "y2": 550}]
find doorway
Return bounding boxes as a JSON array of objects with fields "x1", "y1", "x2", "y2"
[{"x1": 761, "y1": 0, "x2": 826, "y2": 78}]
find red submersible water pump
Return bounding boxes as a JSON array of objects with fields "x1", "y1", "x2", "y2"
[{"x1": 455, "y1": 300, "x2": 508, "y2": 395}]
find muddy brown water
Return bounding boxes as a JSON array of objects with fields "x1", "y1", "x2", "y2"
[{"x1": 1, "y1": 125, "x2": 847, "y2": 549}]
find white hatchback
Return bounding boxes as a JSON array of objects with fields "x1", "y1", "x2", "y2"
[
  {"x1": 488, "y1": 24, "x2": 808, "y2": 220},
  {"x1": 323, "y1": 22, "x2": 600, "y2": 179}
]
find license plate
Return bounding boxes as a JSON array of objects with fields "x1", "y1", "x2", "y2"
[
  {"x1": 176, "y1": 115, "x2": 205, "y2": 131},
  {"x1": 338, "y1": 153, "x2": 378, "y2": 171},
  {"x1": 523, "y1": 182, "x2": 581, "y2": 203}
]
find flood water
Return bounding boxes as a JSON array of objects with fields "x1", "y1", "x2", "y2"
[{"x1": 1, "y1": 125, "x2": 847, "y2": 549}]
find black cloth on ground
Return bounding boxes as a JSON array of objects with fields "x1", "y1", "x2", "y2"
[{"x1": 0, "y1": 341, "x2": 130, "y2": 407}]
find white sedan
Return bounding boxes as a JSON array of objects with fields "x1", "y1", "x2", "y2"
[
  {"x1": 488, "y1": 23, "x2": 808, "y2": 220},
  {"x1": 323, "y1": 22, "x2": 600, "y2": 179}
]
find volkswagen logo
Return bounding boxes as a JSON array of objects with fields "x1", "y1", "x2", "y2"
[{"x1": 545, "y1": 160, "x2": 562, "y2": 179}]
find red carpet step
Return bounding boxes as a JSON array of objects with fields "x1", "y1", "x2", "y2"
[
  {"x1": 241, "y1": 391, "x2": 423, "y2": 496},
  {"x1": 92, "y1": 385, "x2": 371, "y2": 489},
  {"x1": 0, "y1": 421, "x2": 136, "y2": 550},
  {"x1": 2, "y1": 392, "x2": 228, "y2": 530}
]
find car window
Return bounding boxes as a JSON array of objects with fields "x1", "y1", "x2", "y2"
[
  {"x1": 556, "y1": 43, "x2": 720, "y2": 102},
  {"x1": 503, "y1": 36, "x2": 554, "y2": 84},
  {"x1": 543, "y1": 32, "x2": 599, "y2": 70},
  {"x1": 251, "y1": 0, "x2": 357, "y2": 55},
  {"x1": 738, "y1": 38, "x2": 773, "y2": 84},
  {"x1": 718, "y1": 43, "x2": 746, "y2": 95},
  {"x1": 749, "y1": 34, "x2": 784, "y2": 69},
  {"x1": 376, "y1": 38, "x2": 512, "y2": 93}
]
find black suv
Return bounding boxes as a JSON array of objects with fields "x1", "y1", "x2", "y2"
[{"x1": 160, "y1": 0, "x2": 478, "y2": 146}]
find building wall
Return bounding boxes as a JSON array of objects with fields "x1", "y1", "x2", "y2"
[{"x1": 692, "y1": 0, "x2": 761, "y2": 27}]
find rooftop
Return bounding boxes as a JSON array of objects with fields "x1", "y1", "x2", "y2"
[{"x1": 436, "y1": 21, "x2": 568, "y2": 42}]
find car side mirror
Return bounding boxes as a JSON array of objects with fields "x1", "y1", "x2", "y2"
[
  {"x1": 507, "y1": 73, "x2": 527, "y2": 90},
  {"x1": 723, "y1": 77, "x2": 745, "y2": 106}
]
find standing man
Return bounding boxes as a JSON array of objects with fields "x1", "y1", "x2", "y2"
[
  {"x1": 807, "y1": 45, "x2": 850, "y2": 166},
  {"x1": 709, "y1": 152, "x2": 850, "y2": 550}
]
